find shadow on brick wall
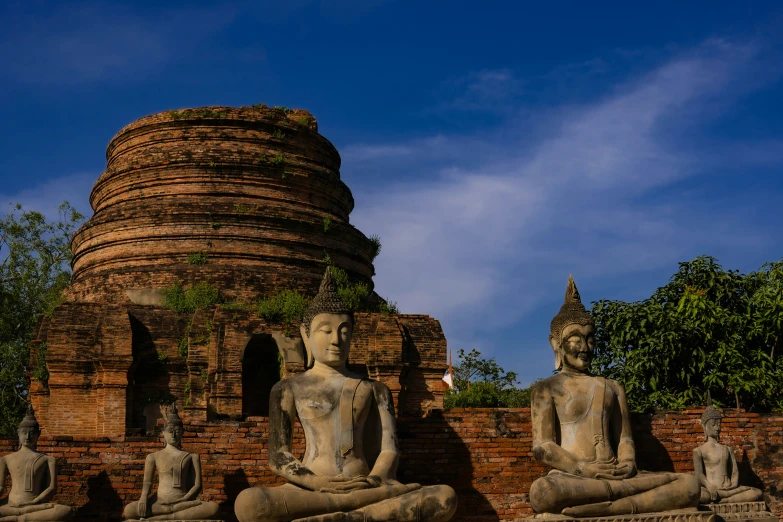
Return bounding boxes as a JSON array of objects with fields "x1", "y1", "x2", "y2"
[
  {"x1": 631, "y1": 414, "x2": 675, "y2": 472},
  {"x1": 75, "y1": 470, "x2": 123, "y2": 522},
  {"x1": 398, "y1": 412, "x2": 500, "y2": 522},
  {"x1": 739, "y1": 449, "x2": 765, "y2": 491},
  {"x1": 221, "y1": 468, "x2": 251, "y2": 522}
]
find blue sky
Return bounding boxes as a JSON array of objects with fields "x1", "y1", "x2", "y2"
[{"x1": 2, "y1": 1, "x2": 783, "y2": 386}]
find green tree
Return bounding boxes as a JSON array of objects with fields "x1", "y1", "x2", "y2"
[
  {"x1": 591, "y1": 256, "x2": 783, "y2": 413},
  {"x1": 443, "y1": 348, "x2": 532, "y2": 408},
  {"x1": 0, "y1": 202, "x2": 84, "y2": 434}
]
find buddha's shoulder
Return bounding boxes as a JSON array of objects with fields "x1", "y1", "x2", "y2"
[
  {"x1": 532, "y1": 373, "x2": 568, "y2": 392},
  {"x1": 5, "y1": 450, "x2": 49, "y2": 463},
  {"x1": 274, "y1": 372, "x2": 379, "y2": 390},
  {"x1": 602, "y1": 377, "x2": 626, "y2": 395}
]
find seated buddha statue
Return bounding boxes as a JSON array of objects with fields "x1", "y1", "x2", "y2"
[
  {"x1": 234, "y1": 267, "x2": 457, "y2": 522},
  {"x1": 693, "y1": 397, "x2": 762, "y2": 504},
  {"x1": 0, "y1": 405, "x2": 72, "y2": 521},
  {"x1": 529, "y1": 276, "x2": 701, "y2": 517},
  {"x1": 123, "y1": 404, "x2": 221, "y2": 521}
]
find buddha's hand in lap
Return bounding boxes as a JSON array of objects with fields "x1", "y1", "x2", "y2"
[
  {"x1": 316, "y1": 475, "x2": 421, "y2": 495},
  {"x1": 314, "y1": 475, "x2": 378, "y2": 494},
  {"x1": 582, "y1": 460, "x2": 636, "y2": 480},
  {"x1": 158, "y1": 496, "x2": 188, "y2": 506}
]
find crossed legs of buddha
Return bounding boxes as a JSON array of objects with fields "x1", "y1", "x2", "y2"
[
  {"x1": 123, "y1": 497, "x2": 221, "y2": 521},
  {"x1": 530, "y1": 472, "x2": 701, "y2": 517},
  {"x1": 0, "y1": 503, "x2": 72, "y2": 522},
  {"x1": 235, "y1": 483, "x2": 457, "y2": 522},
  {"x1": 700, "y1": 486, "x2": 763, "y2": 504}
]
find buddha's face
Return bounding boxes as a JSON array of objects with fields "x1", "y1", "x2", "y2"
[
  {"x1": 18, "y1": 426, "x2": 40, "y2": 450},
  {"x1": 163, "y1": 424, "x2": 183, "y2": 448},
  {"x1": 304, "y1": 313, "x2": 353, "y2": 368},
  {"x1": 703, "y1": 417, "x2": 721, "y2": 439},
  {"x1": 558, "y1": 323, "x2": 595, "y2": 372}
]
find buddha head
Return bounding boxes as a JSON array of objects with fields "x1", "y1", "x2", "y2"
[
  {"x1": 161, "y1": 403, "x2": 183, "y2": 448},
  {"x1": 549, "y1": 275, "x2": 595, "y2": 372},
  {"x1": 300, "y1": 267, "x2": 353, "y2": 369},
  {"x1": 18, "y1": 404, "x2": 41, "y2": 450},
  {"x1": 700, "y1": 393, "x2": 722, "y2": 440}
]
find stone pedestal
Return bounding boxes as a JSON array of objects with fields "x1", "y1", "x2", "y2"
[
  {"x1": 520, "y1": 510, "x2": 717, "y2": 522},
  {"x1": 702, "y1": 502, "x2": 776, "y2": 522}
]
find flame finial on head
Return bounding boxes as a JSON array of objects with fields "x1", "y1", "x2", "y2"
[
  {"x1": 18, "y1": 403, "x2": 40, "y2": 431},
  {"x1": 701, "y1": 391, "x2": 722, "y2": 423},
  {"x1": 550, "y1": 275, "x2": 593, "y2": 345},
  {"x1": 160, "y1": 403, "x2": 183, "y2": 428},
  {"x1": 302, "y1": 266, "x2": 352, "y2": 335}
]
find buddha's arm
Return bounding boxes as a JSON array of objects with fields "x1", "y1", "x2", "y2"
[
  {"x1": 368, "y1": 381, "x2": 399, "y2": 482},
  {"x1": 0, "y1": 457, "x2": 6, "y2": 495},
  {"x1": 267, "y1": 381, "x2": 321, "y2": 489},
  {"x1": 138, "y1": 454, "x2": 156, "y2": 517},
  {"x1": 612, "y1": 381, "x2": 637, "y2": 476},
  {"x1": 181, "y1": 454, "x2": 202, "y2": 502},
  {"x1": 728, "y1": 447, "x2": 740, "y2": 489},
  {"x1": 531, "y1": 384, "x2": 582, "y2": 474},
  {"x1": 28, "y1": 456, "x2": 57, "y2": 504},
  {"x1": 693, "y1": 448, "x2": 710, "y2": 488}
]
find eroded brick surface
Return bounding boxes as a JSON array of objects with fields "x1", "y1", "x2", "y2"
[{"x1": 68, "y1": 106, "x2": 375, "y2": 303}]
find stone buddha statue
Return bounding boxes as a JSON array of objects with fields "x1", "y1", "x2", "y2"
[
  {"x1": 529, "y1": 276, "x2": 701, "y2": 517},
  {"x1": 0, "y1": 405, "x2": 72, "y2": 522},
  {"x1": 234, "y1": 267, "x2": 457, "y2": 522},
  {"x1": 693, "y1": 397, "x2": 762, "y2": 504},
  {"x1": 123, "y1": 404, "x2": 221, "y2": 521}
]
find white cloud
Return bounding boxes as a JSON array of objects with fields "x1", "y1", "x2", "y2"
[
  {"x1": 0, "y1": 173, "x2": 94, "y2": 221},
  {"x1": 347, "y1": 39, "x2": 783, "y2": 369}
]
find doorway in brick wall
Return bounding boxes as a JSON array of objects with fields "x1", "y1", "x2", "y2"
[{"x1": 241, "y1": 334, "x2": 282, "y2": 417}]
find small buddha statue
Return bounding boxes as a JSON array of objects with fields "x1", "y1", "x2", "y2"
[
  {"x1": 234, "y1": 267, "x2": 457, "y2": 522},
  {"x1": 693, "y1": 397, "x2": 763, "y2": 504},
  {"x1": 0, "y1": 405, "x2": 72, "y2": 521},
  {"x1": 123, "y1": 404, "x2": 221, "y2": 521},
  {"x1": 529, "y1": 276, "x2": 701, "y2": 517}
]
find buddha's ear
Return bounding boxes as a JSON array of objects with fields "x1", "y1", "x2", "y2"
[
  {"x1": 300, "y1": 323, "x2": 313, "y2": 368},
  {"x1": 549, "y1": 334, "x2": 562, "y2": 371}
]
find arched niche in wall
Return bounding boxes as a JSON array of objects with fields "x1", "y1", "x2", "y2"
[
  {"x1": 127, "y1": 313, "x2": 171, "y2": 434},
  {"x1": 240, "y1": 334, "x2": 291, "y2": 417}
]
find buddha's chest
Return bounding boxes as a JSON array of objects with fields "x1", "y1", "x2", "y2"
[
  {"x1": 158, "y1": 456, "x2": 188, "y2": 476},
  {"x1": 553, "y1": 377, "x2": 614, "y2": 424},
  {"x1": 700, "y1": 444, "x2": 730, "y2": 467},
  {"x1": 6, "y1": 454, "x2": 45, "y2": 488},
  {"x1": 295, "y1": 382, "x2": 373, "y2": 423}
]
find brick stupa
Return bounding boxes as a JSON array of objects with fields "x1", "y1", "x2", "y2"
[{"x1": 30, "y1": 106, "x2": 447, "y2": 437}]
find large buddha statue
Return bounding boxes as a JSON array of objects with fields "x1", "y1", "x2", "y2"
[
  {"x1": 693, "y1": 398, "x2": 762, "y2": 504},
  {"x1": 123, "y1": 404, "x2": 221, "y2": 521},
  {"x1": 529, "y1": 276, "x2": 701, "y2": 517},
  {"x1": 0, "y1": 405, "x2": 72, "y2": 521},
  {"x1": 234, "y1": 267, "x2": 457, "y2": 522}
]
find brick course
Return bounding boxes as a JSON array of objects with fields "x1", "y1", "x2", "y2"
[
  {"x1": 68, "y1": 106, "x2": 375, "y2": 303},
  {"x1": 2, "y1": 409, "x2": 780, "y2": 522}
]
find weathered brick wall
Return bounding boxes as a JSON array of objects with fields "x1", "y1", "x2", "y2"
[
  {"x1": 2, "y1": 409, "x2": 780, "y2": 522},
  {"x1": 31, "y1": 307, "x2": 448, "y2": 437}
]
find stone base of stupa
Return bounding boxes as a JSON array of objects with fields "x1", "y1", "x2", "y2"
[
  {"x1": 701, "y1": 502, "x2": 776, "y2": 522},
  {"x1": 520, "y1": 509, "x2": 717, "y2": 522}
]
